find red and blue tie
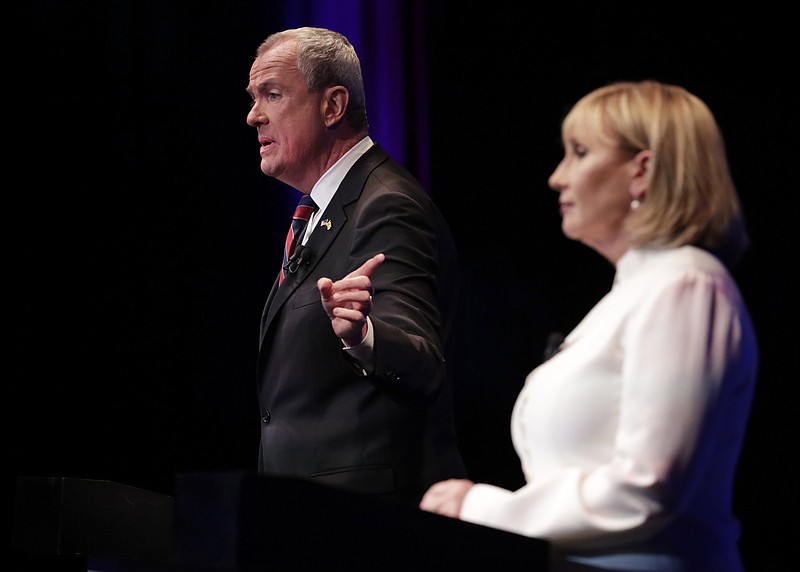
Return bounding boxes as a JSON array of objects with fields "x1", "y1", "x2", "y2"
[{"x1": 279, "y1": 194, "x2": 317, "y2": 285}]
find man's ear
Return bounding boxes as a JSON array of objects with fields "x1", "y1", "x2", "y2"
[
  {"x1": 322, "y1": 85, "x2": 349, "y2": 128},
  {"x1": 630, "y1": 149, "x2": 651, "y2": 200}
]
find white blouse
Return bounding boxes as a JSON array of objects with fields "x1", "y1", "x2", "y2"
[{"x1": 460, "y1": 246, "x2": 759, "y2": 571}]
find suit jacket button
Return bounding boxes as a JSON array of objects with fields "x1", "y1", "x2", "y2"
[{"x1": 261, "y1": 410, "x2": 271, "y2": 424}]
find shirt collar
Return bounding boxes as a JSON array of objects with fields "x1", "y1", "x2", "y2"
[{"x1": 308, "y1": 136, "x2": 374, "y2": 220}]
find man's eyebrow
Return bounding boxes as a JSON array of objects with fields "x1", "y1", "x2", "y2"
[{"x1": 247, "y1": 80, "x2": 280, "y2": 96}]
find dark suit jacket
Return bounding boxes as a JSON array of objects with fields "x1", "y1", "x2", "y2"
[{"x1": 257, "y1": 144, "x2": 466, "y2": 504}]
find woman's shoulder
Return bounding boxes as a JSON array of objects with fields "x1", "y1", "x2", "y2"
[
  {"x1": 623, "y1": 246, "x2": 728, "y2": 277},
  {"x1": 618, "y1": 246, "x2": 743, "y2": 303}
]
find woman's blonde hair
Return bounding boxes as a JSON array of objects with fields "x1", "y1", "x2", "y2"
[{"x1": 562, "y1": 80, "x2": 749, "y2": 267}]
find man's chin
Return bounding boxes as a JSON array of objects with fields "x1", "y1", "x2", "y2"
[{"x1": 260, "y1": 160, "x2": 277, "y2": 177}]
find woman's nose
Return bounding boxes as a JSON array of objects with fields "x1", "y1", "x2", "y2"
[{"x1": 548, "y1": 161, "x2": 566, "y2": 191}]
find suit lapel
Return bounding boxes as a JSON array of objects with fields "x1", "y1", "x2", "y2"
[{"x1": 258, "y1": 144, "x2": 390, "y2": 344}]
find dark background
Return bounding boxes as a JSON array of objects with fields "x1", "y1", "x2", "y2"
[{"x1": 11, "y1": 2, "x2": 797, "y2": 570}]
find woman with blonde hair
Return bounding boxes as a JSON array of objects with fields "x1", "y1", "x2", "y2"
[{"x1": 421, "y1": 80, "x2": 759, "y2": 572}]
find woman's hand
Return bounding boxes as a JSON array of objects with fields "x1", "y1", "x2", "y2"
[{"x1": 419, "y1": 478, "x2": 475, "y2": 518}]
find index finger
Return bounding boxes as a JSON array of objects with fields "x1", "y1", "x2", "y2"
[{"x1": 344, "y1": 253, "x2": 385, "y2": 280}]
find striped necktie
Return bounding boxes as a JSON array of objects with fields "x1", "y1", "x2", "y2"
[{"x1": 279, "y1": 194, "x2": 317, "y2": 285}]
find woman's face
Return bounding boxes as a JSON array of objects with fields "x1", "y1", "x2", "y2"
[{"x1": 548, "y1": 121, "x2": 641, "y2": 261}]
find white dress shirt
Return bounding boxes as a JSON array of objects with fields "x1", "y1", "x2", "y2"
[{"x1": 460, "y1": 246, "x2": 759, "y2": 571}]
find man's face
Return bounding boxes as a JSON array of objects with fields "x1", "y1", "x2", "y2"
[{"x1": 246, "y1": 40, "x2": 326, "y2": 190}]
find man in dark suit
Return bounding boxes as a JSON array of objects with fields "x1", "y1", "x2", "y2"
[{"x1": 246, "y1": 27, "x2": 466, "y2": 505}]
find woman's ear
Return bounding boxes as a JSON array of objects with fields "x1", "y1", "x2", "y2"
[
  {"x1": 322, "y1": 85, "x2": 349, "y2": 128},
  {"x1": 630, "y1": 149, "x2": 651, "y2": 200}
]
